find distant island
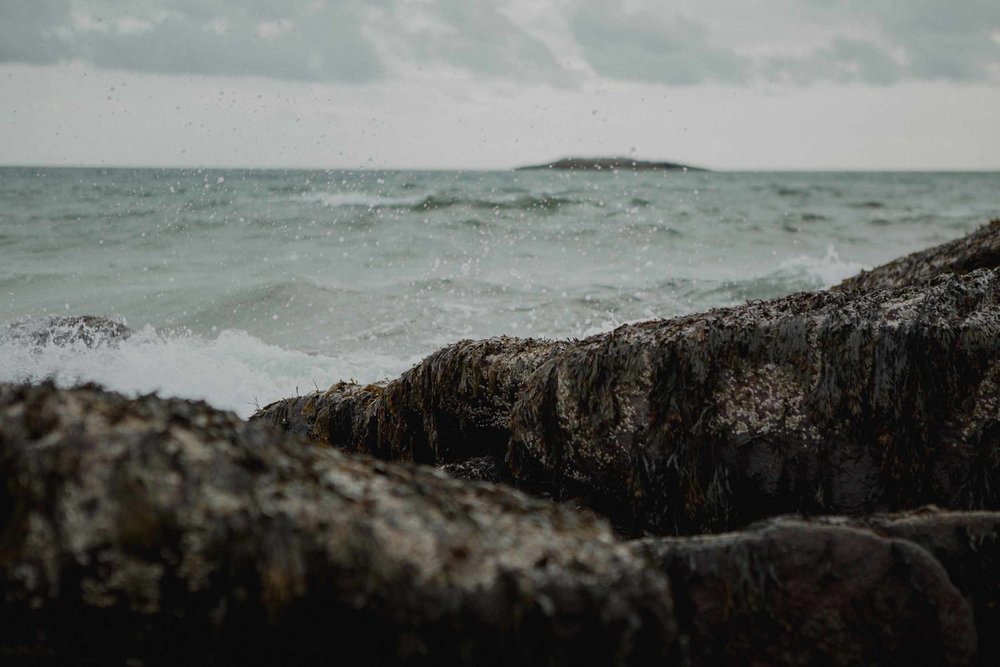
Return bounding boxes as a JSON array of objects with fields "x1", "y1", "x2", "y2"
[{"x1": 516, "y1": 156, "x2": 708, "y2": 172}]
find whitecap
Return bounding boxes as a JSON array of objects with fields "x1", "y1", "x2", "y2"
[
  {"x1": 300, "y1": 192, "x2": 427, "y2": 208},
  {"x1": 0, "y1": 322, "x2": 417, "y2": 419}
]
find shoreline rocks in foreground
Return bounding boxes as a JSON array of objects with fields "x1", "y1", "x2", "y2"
[
  {"x1": 0, "y1": 383, "x2": 675, "y2": 666},
  {"x1": 7, "y1": 219, "x2": 1000, "y2": 664},
  {"x1": 3, "y1": 383, "x2": 996, "y2": 665}
]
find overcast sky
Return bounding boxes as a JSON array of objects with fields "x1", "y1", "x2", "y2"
[{"x1": 2, "y1": 0, "x2": 999, "y2": 169}]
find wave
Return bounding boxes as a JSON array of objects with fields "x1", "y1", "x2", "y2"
[
  {"x1": 0, "y1": 318, "x2": 414, "y2": 419},
  {"x1": 302, "y1": 192, "x2": 428, "y2": 208},
  {"x1": 772, "y1": 245, "x2": 864, "y2": 288},
  {"x1": 415, "y1": 193, "x2": 579, "y2": 212},
  {"x1": 301, "y1": 191, "x2": 581, "y2": 213}
]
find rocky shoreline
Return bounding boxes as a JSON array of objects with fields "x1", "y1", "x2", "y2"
[{"x1": 4, "y1": 220, "x2": 1000, "y2": 665}]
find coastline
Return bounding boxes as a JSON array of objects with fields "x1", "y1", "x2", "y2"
[{"x1": 4, "y1": 220, "x2": 1000, "y2": 664}]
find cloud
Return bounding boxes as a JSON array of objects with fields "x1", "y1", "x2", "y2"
[
  {"x1": 861, "y1": 0, "x2": 1000, "y2": 81},
  {"x1": 570, "y1": 7, "x2": 748, "y2": 85},
  {"x1": 767, "y1": 38, "x2": 905, "y2": 86},
  {"x1": 1, "y1": 0, "x2": 997, "y2": 86},
  {"x1": 369, "y1": 0, "x2": 570, "y2": 84},
  {"x1": 0, "y1": 0, "x2": 73, "y2": 65},
  {"x1": 0, "y1": 0, "x2": 386, "y2": 82}
]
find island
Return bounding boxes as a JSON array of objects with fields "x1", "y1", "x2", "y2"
[{"x1": 516, "y1": 156, "x2": 707, "y2": 171}]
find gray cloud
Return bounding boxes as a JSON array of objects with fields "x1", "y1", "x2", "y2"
[
  {"x1": 0, "y1": 0, "x2": 73, "y2": 65},
  {"x1": 864, "y1": 0, "x2": 1000, "y2": 81},
  {"x1": 0, "y1": 0, "x2": 385, "y2": 82},
  {"x1": 1, "y1": 0, "x2": 997, "y2": 86},
  {"x1": 768, "y1": 38, "x2": 905, "y2": 86},
  {"x1": 571, "y1": 8, "x2": 748, "y2": 85},
  {"x1": 381, "y1": 0, "x2": 569, "y2": 84}
]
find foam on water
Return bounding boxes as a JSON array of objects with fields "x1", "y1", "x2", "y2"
[
  {"x1": 771, "y1": 244, "x2": 865, "y2": 290},
  {"x1": 0, "y1": 322, "x2": 418, "y2": 418},
  {"x1": 301, "y1": 191, "x2": 427, "y2": 208},
  {"x1": 3, "y1": 168, "x2": 998, "y2": 417}
]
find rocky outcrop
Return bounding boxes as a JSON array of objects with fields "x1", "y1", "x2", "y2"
[
  {"x1": 516, "y1": 157, "x2": 706, "y2": 171},
  {"x1": 260, "y1": 270, "x2": 1000, "y2": 536},
  {"x1": 633, "y1": 517, "x2": 979, "y2": 666},
  {"x1": 6, "y1": 383, "x2": 998, "y2": 665},
  {"x1": 0, "y1": 383, "x2": 675, "y2": 666},
  {"x1": 253, "y1": 336, "x2": 565, "y2": 474},
  {"x1": 510, "y1": 269, "x2": 1000, "y2": 534},
  {"x1": 837, "y1": 219, "x2": 1000, "y2": 291}
]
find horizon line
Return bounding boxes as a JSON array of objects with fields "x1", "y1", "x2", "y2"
[{"x1": 4, "y1": 162, "x2": 1000, "y2": 173}]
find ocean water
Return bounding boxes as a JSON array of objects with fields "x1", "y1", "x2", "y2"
[{"x1": 2, "y1": 167, "x2": 998, "y2": 418}]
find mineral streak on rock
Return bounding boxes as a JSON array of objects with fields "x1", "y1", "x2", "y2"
[
  {"x1": 0, "y1": 383, "x2": 676, "y2": 666},
  {"x1": 632, "y1": 518, "x2": 979, "y2": 666},
  {"x1": 509, "y1": 269, "x2": 1000, "y2": 535},
  {"x1": 253, "y1": 337, "x2": 566, "y2": 474},
  {"x1": 837, "y1": 219, "x2": 1000, "y2": 291}
]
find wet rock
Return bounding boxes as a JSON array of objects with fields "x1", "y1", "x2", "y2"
[
  {"x1": 509, "y1": 269, "x2": 1000, "y2": 534},
  {"x1": 438, "y1": 455, "x2": 511, "y2": 484},
  {"x1": 0, "y1": 315, "x2": 131, "y2": 349},
  {"x1": 792, "y1": 509, "x2": 1000, "y2": 664},
  {"x1": 253, "y1": 336, "x2": 566, "y2": 471},
  {"x1": 632, "y1": 518, "x2": 978, "y2": 666},
  {"x1": 838, "y1": 219, "x2": 1000, "y2": 291},
  {"x1": 0, "y1": 383, "x2": 676, "y2": 666}
]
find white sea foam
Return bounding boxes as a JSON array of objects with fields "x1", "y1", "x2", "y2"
[
  {"x1": 0, "y1": 324, "x2": 415, "y2": 419},
  {"x1": 301, "y1": 192, "x2": 427, "y2": 208},
  {"x1": 772, "y1": 244, "x2": 864, "y2": 289}
]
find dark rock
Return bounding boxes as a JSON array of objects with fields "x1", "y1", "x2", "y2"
[
  {"x1": 837, "y1": 219, "x2": 1000, "y2": 291},
  {"x1": 253, "y1": 336, "x2": 566, "y2": 473},
  {"x1": 516, "y1": 157, "x2": 706, "y2": 172},
  {"x1": 258, "y1": 271, "x2": 1000, "y2": 536},
  {"x1": 509, "y1": 269, "x2": 1000, "y2": 534},
  {"x1": 632, "y1": 518, "x2": 978, "y2": 666},
  {"x1": 0, "y1": 315, "x2": 131, "y2": 349},
  {"x1": 0, "y1": 383, "x2": 676, "y2": 666},
  {"x1": 438, "y1": 455, "x2": 511, "y2": 484},
  {"x1": 792, "y1": 509, "x2": 1000, "y2": 664}
]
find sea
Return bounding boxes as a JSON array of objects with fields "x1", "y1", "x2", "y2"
[{"x1": 2, "y1": 167, "x2": 998, "y2": 418}]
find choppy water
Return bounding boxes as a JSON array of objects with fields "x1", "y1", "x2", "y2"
[{"x1": 2, "y1": 167, "x2": 998, "y2": 417}]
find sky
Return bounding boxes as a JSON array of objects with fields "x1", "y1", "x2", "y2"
[{"x1": 1, "y1": 0, "x2": 999, "y2": 170}]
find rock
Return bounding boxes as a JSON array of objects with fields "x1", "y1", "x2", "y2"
[
  {"x1": 837, "y1": 219, "x2": 1000, "y2": 291},
  {"x1": 516, "y1": 157, "x2": 706, "y2": 172},
  {"x1": 509, "y1": 269, "x2": 1000, "y2": 534},
  {"x1": 795, "y1": 509, "x2": 1000, "y2": 664},
  {"x1": 0, "y1": 315, "x2": 131, "y2": 349},
  {"x1": 253, "y1": 336, "x2": 566, "y2": 475},
  {"x1": 632, "y1": 518, "x2": 978, "y2": 666},
  {"x1": 0, "y1": 383, "x2": 676, "y2": 666},
  {"x1": 438, "y1": 455, "x2": 511, "y2": 484},
  {"x1": 258, "y1": 270, "x2": 1000, "y2": 536}
]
